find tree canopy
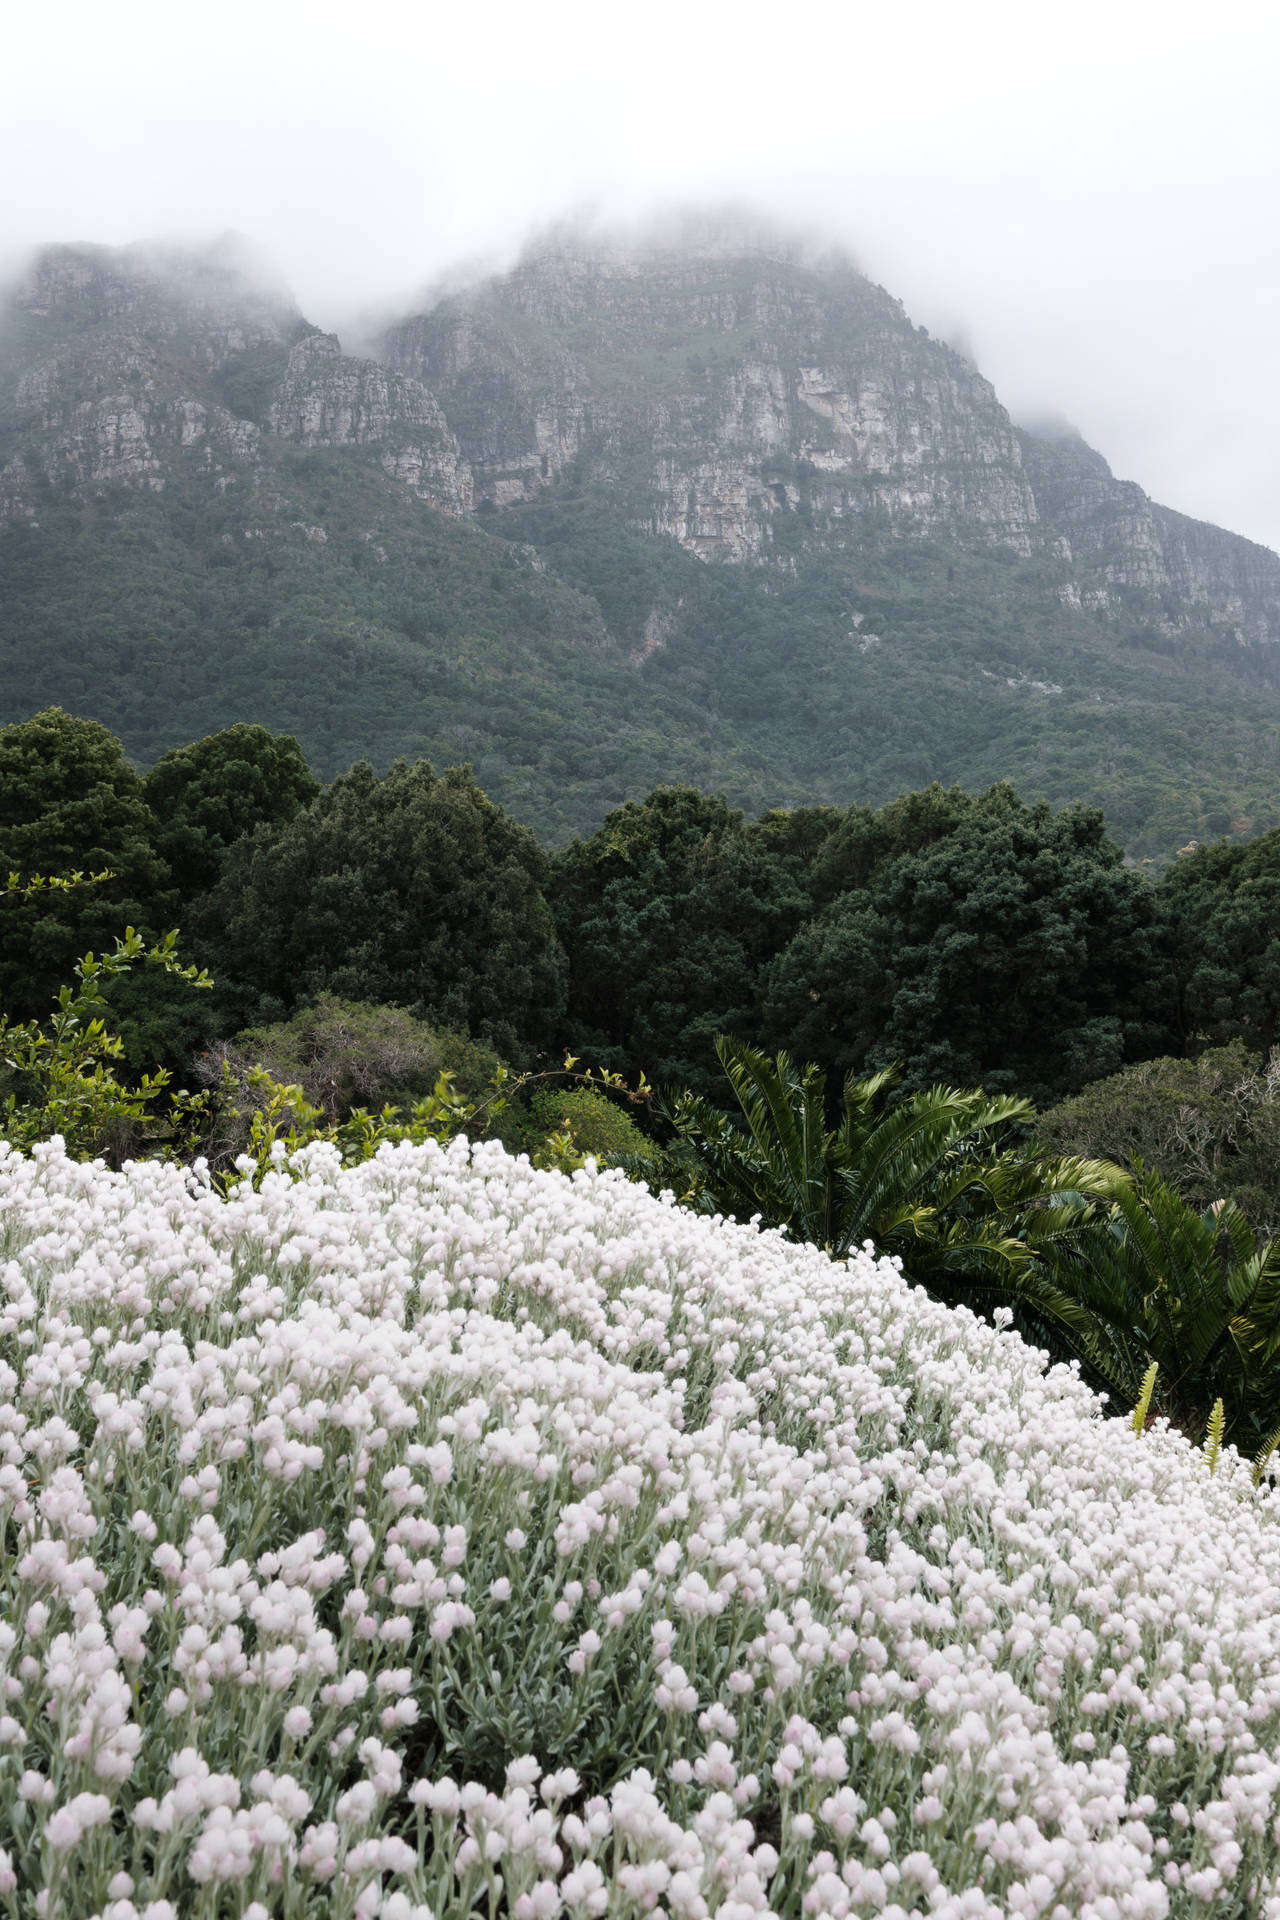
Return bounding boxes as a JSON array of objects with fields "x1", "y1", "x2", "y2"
[
  {"x1": 1159, "y1": 829, "x2": 1280, "y2": 1054},
  {"x1": 0, "y1": 708, "x2": 170, "y2": 1020},
  {"x1": 144, "y1": 723, "x2": 319, "y2": 899},
  {"x1": 763, "y1": 784, "x2": 1174, "y2": 1105},
  {"x1": 205, "y1": 758, "x2": 566, "y2": 1057},
  {"x1": 550, "y1": 786, "x2": 809, "y2": 1097}
]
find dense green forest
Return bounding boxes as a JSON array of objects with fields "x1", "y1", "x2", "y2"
[{"x1": 3, "y1": 704, "x2": 1279, "y2": 1191}]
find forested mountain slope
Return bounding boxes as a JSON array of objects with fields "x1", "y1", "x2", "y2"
[{"x1": 2, "y1": 226, "x2": 1279, "y2": 853}]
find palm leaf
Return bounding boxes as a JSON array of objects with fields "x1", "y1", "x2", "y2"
[{"x1": 715, "y1": 1038, "x2": 838, "y2": 1246}]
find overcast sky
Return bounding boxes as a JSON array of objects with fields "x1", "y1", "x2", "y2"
[{"x1": 4, "y1": 0, "x2": 1278, "y2": 550}]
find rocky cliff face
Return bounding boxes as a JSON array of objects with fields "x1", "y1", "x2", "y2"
[
  {"x1": 380, "y1": 231, "x2": 1280, "y2": 649},
  {"x1": 7, "y1": 230, "x2": 1278, "y2": 653},
  {"x1": 3, "y1": 224, "x2": 1280, "y2": 857},
  {"x1": 1017, "y1": 426, "x2": 1280, "y2": 644},
  {"x1": 382, "y1": 236, "x2": 1042, "y2": 560},
  {"x1": 0, "y1": 242, "x2": 471, "y2": 524},
  {"x1": 265, "y1": 331, "x2": 471, "y2": 512}
]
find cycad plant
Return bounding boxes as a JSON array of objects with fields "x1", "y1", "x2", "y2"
[
  {"x1": 660, "y1": 1041, "x2": 1280, "y2": 1450},
  {"x1": 1044, "y1": 1162, "x2": 1280, "y2": 1446},
  {"x1": 662, "y1": 1038, "x2": 1122, "y2": 1319}
]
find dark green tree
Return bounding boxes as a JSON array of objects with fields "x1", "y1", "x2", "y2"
[
  {"x1": 205, "y1": 759, "x2": 565, "y2": 1057},
  {"x1": 764, "y1": 784, "x2": 1174, "y2": 1105},
  {"x1": 0, "y1": 708, "x2": 170, "y2": 1022},
  {"x1": 757, "y1": 892, "x2": 896, "y2": 1083},
  {"x1": 144, "y1": 723, "x2": 319, "y2": 899},
  {"x1": 746, "y1": 804, "x2": 843, "y2": 877},
  {"x1": 550, "y1": 786, "x2": 809, "y2": 1097},
  {"x1": 1159, "y1": 830, "x2": 1280, "y2": 1053},
  {"x1": 803, "y1": 783, "x2": 977, "y2": 905}
]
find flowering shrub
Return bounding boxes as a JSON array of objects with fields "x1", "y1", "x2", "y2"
[{"x1": 3, "y1": 1135, "x2": 1280, "y2": 1917}]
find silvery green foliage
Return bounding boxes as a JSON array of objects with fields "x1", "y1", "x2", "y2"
[{"x1": 2, "y1": 1134, "x2": 1280, "y2": 1916}]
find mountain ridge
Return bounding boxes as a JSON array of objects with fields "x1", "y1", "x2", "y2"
[
  {"x1": 2, "y1": 222, "x2": 1279, "y2": 857},
  {"x1": 379, "y1": 230, "x2": 1280, "y2": 647}
]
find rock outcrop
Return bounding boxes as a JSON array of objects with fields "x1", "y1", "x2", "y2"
[
  {"x1": 380, "y1": 228, "x2": 1280, "y2": 648},
  {"x1": 382, "y1": 234, "x2": 1043, "y2": 560},
  {"x1": 265, "y1": 331, "x2": 471, "y2": 513},
  {"x1": 0, "y1": 242, "x2": 471, "y2": 522},
  {"x1": 1018, "y1": 426, "x2": 1280, "y2": 644}
]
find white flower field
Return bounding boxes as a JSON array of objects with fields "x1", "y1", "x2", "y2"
[{"x1": 3, "y1": 1134, "x2": 1280, "y2": 1918}]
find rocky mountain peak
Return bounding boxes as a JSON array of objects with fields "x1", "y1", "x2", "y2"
[
  {"x1": 380, "y1": 226, "x2": 1042, "y2": 556},
  {"x1": 5, "y1": 223, "x2": 1280, "y2": 651},
  {"x1": 375, "y1": 224, "x2": 1280, "y2": 643},
  {"x1": 6, "y1": 239, "x2": 300, "y2": 350},
  {"x1": 0, "y1": 240, "x2": 471, "y2": 523},
  {"x1": 3, "y1": 220, "x2": 1280, "y2": 861}
]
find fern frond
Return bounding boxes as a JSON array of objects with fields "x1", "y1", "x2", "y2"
[
  {"x1": 1252, "y1": 1422, "x2": 1280, "y2": 1488},
  {"x1": 1204, "y1": 1397, "x2": 1226, "y2": 1475},
  {"x1": 1131, "y1": 1361, "x2": 1159, "y2": 1435}
]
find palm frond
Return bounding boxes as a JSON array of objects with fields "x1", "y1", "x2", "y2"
[
  {"x1": 1204, "y1": 1397, "x2": 1226, "y2": 1475},
  {"x1": 715, "y1": 1038, "x2": 838, "y2": 1245}
]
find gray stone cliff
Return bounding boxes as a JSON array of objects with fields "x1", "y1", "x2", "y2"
[
  {"x1": 0, "y1": 243, "x2": 471, "y2": 524},
  {"x1": 380, "y1": 231, "x2": 1280, "y2": 646},
  {"x1": 3, "y1": 228, "x2": 1279, "y2": 654},
  {"x1": 381, "y1": 236, "x2": 1042, "y2": 560}
]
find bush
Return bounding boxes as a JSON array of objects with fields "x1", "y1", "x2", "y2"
[
  {"x1": 497, "y1": 1083, "x2": 657, "y2": 1169},
  {"x1": 4, "y1": 1137, "x2": 1280, "y2": 1913},
  {"x1": 203, "y1": 994, "x2": 505, "y2": 1122},
  {"x1": 0, "y1": 900, "x2": 212, "y2": 1163},
  {"x1": 1034, "y1": 1043, "x2": 1280, "y2": 1232}
]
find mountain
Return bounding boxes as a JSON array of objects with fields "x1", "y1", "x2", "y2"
[
  {"x1": 382, "y1": 224, "x2": 1280, "y2": 647},
  {"x1": 2, "y1": 224, "x2": 1279, "y2": 855}
]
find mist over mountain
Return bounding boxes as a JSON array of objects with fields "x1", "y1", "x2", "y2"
[{"x1": 2, "y1": 219, "x2": 1278, "y2": 855}]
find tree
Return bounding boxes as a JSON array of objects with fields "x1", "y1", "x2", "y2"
[
  {"x1": 1159, "y1": 829, "x2": 1280, "y2": 1054},
  {"x1": 746, "y1": 804, "x2": 843, "y2": 875},
  {"x1": 144, "y1": 723, "x2": 319, "y2": 900},
  {"x1": 764, "y1": 784, "x2": 1174, "y2": 1105},
  {"x1": 803, "y1": 782, "x2": 976, "y2": 904},
  {"x1": 0, "y1": 709, "x2": 170, "y2": 1021},
  {"x1": 0, "y1": 872, "x2": 212, "y2": 1161},
  {"x1": 205, "y1": 759, "x2": 566, "y2": 1058},
  {"x1": 550, "y1": 787, "x2": 809, "y2": 1097}
]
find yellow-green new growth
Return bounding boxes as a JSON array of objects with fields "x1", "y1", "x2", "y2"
[
  {"x1": 1252, "y1": 1421, "x2": 1280, "y2": 1488},
  {"x1": 1204, "y1": 1398, "x2": 1226, "y2": 1476},
  {"x1": 1131, "y1": 1361, "x2": 1159, "y2": 1435}
]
